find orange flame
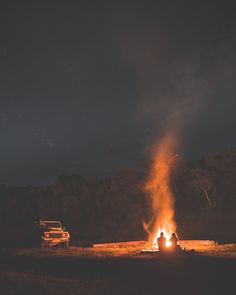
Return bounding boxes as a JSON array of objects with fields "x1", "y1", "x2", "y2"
[{"x1": 144, "y1": 133, "x2": 177, "y2": 248}]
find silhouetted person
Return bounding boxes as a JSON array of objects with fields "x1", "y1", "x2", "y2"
[
  {"x1": 157, "y1": 232, "x2": 166, "y2": 251},
  {"x1": 169, "y1": 232, "x2": 180, "y2": 251}
]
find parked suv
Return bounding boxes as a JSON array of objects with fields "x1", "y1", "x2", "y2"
[{"x1": 39, "y1": 220, "x2": 70, "y2": 249}]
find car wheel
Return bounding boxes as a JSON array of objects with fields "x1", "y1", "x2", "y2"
[{"x1": 64, "y1": 241, "x2": 69, "y2": 249}]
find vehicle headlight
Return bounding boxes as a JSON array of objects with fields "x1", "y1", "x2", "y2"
[
  {"x1": 62, "y1": 233, "x2": 67, "y2": 238},
  {"x1": 45, "y1": 233, "x2": 49, "y2": 238}
]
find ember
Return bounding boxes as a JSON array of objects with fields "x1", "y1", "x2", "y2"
[{"x1": 144, "y1": 133, "x2": 178, "y2": 250}]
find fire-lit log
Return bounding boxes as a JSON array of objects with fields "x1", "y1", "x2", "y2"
[{"x1": 93, "y1": 240, "x2": 216, "y2": 252}]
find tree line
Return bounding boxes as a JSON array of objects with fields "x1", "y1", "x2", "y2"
[{"x1": 0, "y1": 150, "x2": 235, "y2": 247}]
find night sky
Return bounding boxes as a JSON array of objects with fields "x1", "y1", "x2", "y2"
[{"x1": 1, "y1": 1, "x2": 236, "y2": 185}]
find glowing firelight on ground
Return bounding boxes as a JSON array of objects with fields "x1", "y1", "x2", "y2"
[{"x1": 144, "y1": 133, "x2": 178, "y2": 249}]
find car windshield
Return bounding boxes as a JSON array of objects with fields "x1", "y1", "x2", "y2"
[{"x1": 40, "y1": 222, "x2": 61, "y2": 229}]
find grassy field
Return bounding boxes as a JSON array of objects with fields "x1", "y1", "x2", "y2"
[
  {"x1": 7, "y1": 240, "x2": 236, "y2": 258},
  {"x1": 0, "y1": 241, "x2": 236, "y2": 295},
  {"x1": 0, "y1": 271, "x2": 116, "y2": 295}
]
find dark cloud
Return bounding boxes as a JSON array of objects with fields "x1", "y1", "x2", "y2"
[{"x1": 0, "y1": 1, "x2": 236, "y2": 185}]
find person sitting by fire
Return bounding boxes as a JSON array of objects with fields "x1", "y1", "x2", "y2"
[
  {"x1": 157, "y1": 232, "x2": 167, "y2": 251},
  {"x1": 169, "y1": 233, "x2": 181, "y2": 251}
]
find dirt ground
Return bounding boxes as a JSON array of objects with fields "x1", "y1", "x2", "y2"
[{"x1": 0, "y1": 241, "x2": 236, "y2": 295}]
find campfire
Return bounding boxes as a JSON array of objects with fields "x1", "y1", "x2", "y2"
[
  {"x1": 93, "y1": 133, "x2": 216, "y2": 255},
  {"x1": 143, "y1": 133, "x2": 178, "y2": 251}
]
